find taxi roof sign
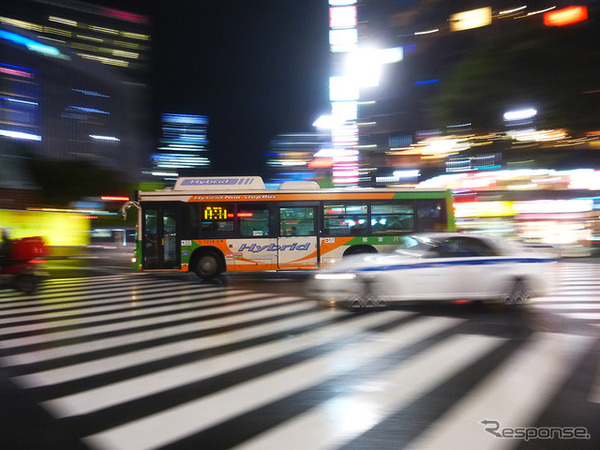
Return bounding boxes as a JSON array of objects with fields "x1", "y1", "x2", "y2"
[{"x1": 174, "y1": 176, "x2": 266, "y2": 190}]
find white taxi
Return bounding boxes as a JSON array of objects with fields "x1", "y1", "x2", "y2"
[{"x1": 306, "y1": 233, "x2": 557, "y2": 309}]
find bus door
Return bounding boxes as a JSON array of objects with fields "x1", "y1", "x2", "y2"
[
  {"x1": 278, "y1": 206, "x2": 319, "y2": 269},
  {"x1": 142, "y1": 204, "x2": 179, "y2": 270}
]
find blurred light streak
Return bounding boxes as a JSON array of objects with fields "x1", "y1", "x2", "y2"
[
  {"x1": 504, "y1": 108, "x2": 537, "y2": 122},
  {"x1": 27, "y1": 207, "x2": 117, "y2": 216},
  {"x1": 346, "y1": 49, "x2": 382, "y2": 87},
  {"x1": 150, "y1": 171, "x2": 179, "y2": 177},
  {"x1": 89, "y1": 25, "x2": 118, "y2": 35},
  {"x1": 120, "y1": 32, "x2": 150, "y2": 41},
  {"x1": 112, "y1": 49, "x2": 139, "y2": 59},
  {"x1": 48, "y1": 16, "x2": 77, "y2": 26},
  {"x1": 0, "y1": 30, "x2": 64, "y2": 58},
  {"x1": 330, "y1": 76, "x2": 359, "y2": 101},
  {"x1": 330, "y1": 6, "x2": 357, "y2": 29},
  {"x1": 101, "y1": 196, "x2": 130, "y2": 201},
  {"x1": 514, "y1": 199, "x2": 593, "y2": 214},
  {"x1": 1, "y1": 96, "x2": 37, "y2": 105},
  {"x1": 72, "y1": 89, "x2": 109, "y2": 98},
  {"x1": 414, "y1": 29, "x2": 439, "y2": 35},
  {"x1": 77, "y1": 34, "x2": 103, "y2": 42},
  {"x1": 499, "y1": 6, "x2": 527, "y2": 15},
  {"x1": 315, "y1": 148, "x2": 358, "y2": 158},
  {"x1": 102, "y1": 9, "x2": 150, "y2": 24},
  {"x1": 393, "y1": 170, "x2": 420, "y2": 178},
  {"x1": 77, "y1": 53, "x2": 128, "y2": 67},
  {"x1": 43, "y1": 27, "x2": 71, "y2": 38},
  {"x1": 414, "y1": 79, "x2": 439, "y2": 85},
  {"x1": 0, "y1": 129, "x2": 41, "y2": 141},
  {"x1": 330, "y1": 29, "x2": 358, "y2": 53},
  {"x1": 0, "y1": 17, "x2": 42, "y2": 32},
  {"x1": 329, "y1": 0, "x2": 356, "y2": 5},
  {"x1": 526, "y1": 7, "x2": 556, "y2": 17},
  {"x1": 450, "y1": 7, "x2": 492, "y2": 31},
  {"x1": 0, "y1": 66, "x2": 33, "y2": 78},
  {"x1": 313, "y1": 115, "x2": 336, "y2": 129},
  {"x1": 507, "y1": 183, "x2": 539, "y2": 190},
  {"x1": 544, "y1": 6, "x2": 588, "y2": 26}
]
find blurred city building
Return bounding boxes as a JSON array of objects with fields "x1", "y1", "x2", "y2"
[
  {"x1": 265, "y1": 132, "x2": 332, "y2": 188},
  {"x1": 148, "y1": 113, "x2": 211, "y2": 182},
  {"x1": 0, "y1": 0, "x2": 153, "y2": 182},
  {"x1": 0, "y1": 0, "x2": 153, "y2": 253}
]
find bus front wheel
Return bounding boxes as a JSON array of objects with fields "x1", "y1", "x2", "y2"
[{"x1": 193, "y1": 251, "x2": 223, "y2": 280}]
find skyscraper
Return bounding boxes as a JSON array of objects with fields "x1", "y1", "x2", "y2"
[
  {"x1": 0, "y1": 0, "x2": 153, "y2": 179},
  {"x1": 151, "y1": 113, "x2": 210, "y2": 181}
]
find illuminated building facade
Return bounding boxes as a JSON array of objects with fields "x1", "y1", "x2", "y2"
[
  {"x1": 324, "y1": 1, "x2": 598, "y2": 186},
  {"x1": 0, "y1": 0, "x2": 152, "y2": 178},
  {"x1": 151, "y1": 113, "x2": 210, "y2": 181}
]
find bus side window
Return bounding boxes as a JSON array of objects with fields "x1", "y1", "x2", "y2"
[
  {"x1": 370, "y1": 202, "x2": 414, "y2": 235},
  {"x1": 238, "y1": 204, "x2": 269, "y2": 237},
  {"x1": 183, "y1": 204, "x2": 200, "y2": 238},
  {"x1": 323, "y1": 203, "x2": 368, "y2": 236},
  {"x1": 416, "y1": 200, "x2": 446, "y2": 232},
  {"x1": 280, "y1": 207, "x2": 315, "y2": 236}
]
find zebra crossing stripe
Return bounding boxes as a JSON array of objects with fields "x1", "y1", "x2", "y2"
[
  {"x1": 560, "y1": 313, "x2": 600, "y2": 320},
  {"x1": 40, "y1": 311, "x2": 417, "y2": 416},
  {"x1": 407, "y1": 332, "x2": 596, "y2": 450},
  {"x1": 233, "y1": 334, "x2": 504, "y2": 450},
  {"x1": 14, "y1": 308, "x2": 353, "y2": 388},
  {"x1": 0, "y1": 276, "x2": 145, "y2": 300},
  {"x1": 0, "y1": 278, "x2": 212, "y2": 311},
  {"x1": 591, "y1": 358, "x2": 600, "y2": 404},
  {"x1": 0, "y1": 285, "x2": 223, "y2": 318},
  {"x1": 0, "y1": 295, "x2": 307, "y2": 363},
  {"x1": 82, "y1": 316, "x2": 465, "y2": 450},
  {"x1": 0, "y1": 288, "x2": 248, "y2": 338},
  {"x1": 533, "y1": 303, "x2": 600, "y2": 310}
]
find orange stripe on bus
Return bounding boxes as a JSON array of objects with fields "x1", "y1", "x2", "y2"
[
  {"x1": 187, "y1": 192, "x2": 396, "y2": 202},
  {"x1": 320, "y1": 237, "x2": 354, "y2": 255}
]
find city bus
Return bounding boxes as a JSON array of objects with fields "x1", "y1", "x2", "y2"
[{"x1": 130, "y1": 176, "x2": 455, "y2": 279}]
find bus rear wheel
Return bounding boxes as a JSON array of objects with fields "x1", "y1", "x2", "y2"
[{"x1": 193, "y1": 251, "x2": 222, "y2": 280}]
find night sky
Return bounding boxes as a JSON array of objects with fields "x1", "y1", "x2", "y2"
[{"x1": 98, "y1": 0, "x2": 331, "y2": 176}]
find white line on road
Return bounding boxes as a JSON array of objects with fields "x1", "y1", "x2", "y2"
[
  {"x1": 82, "y1": 316, "x2": 464, "y2": 450},
  {"x1": 408, "y1": 333, "x2": 596, "y2": 450}
]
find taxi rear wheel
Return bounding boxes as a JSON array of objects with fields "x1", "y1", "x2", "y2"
[
  {"x1": 344, "y1": 291, "x2": 388, "y2": 311},
  {"x1": 502, "y1": 279, "x2": 532, "y2": 306}
]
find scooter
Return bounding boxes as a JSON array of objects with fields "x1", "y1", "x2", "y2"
[{"x1": 0, "y1": 236, "x2": 49, "y2": 294}]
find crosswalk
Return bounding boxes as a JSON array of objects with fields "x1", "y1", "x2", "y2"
[
  {"x1": 531, "y1": 261, "x2": 600, "y2": 327},
  {"x1": 0, "y1": 265, "x2": 598, "y2": 450}
]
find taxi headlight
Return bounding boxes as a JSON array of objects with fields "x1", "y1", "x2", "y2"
[{"x1": 314, "y1": 273, "x2": 356, "y2": 280}]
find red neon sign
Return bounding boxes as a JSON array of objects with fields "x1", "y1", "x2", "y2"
[
  {"x1": 544, "y1": 6, "x2": 588, "y2": 27},
  {"x1": 0, "y1": 67, "x2": 33, "y2": 79},
  {"x1": 102, "y1": 9, "x2": 150, "y2": 24},
  {"x1": 101, "y1": 196, "x2": 130, "y2": 201}
]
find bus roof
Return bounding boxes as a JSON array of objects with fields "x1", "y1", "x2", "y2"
[
  {"x1": 139, "y1": 177, "x2": 452, "y2": 202},
  {"x1": 174, "y1": 176, "x2": 266, "y2": 190}
]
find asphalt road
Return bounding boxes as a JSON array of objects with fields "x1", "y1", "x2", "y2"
[{"x1": 0, "y1": 254, "x2": 597, "y2": 449}]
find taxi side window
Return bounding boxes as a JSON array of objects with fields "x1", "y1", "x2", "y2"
[
  {"x1": 427, "y1": 237, "x2": 498, "y2": 257},
  {"x1": 450, "y1": 237, "x2": 498, "y2": 257}
]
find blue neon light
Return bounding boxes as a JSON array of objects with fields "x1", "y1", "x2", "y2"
[
  {"x1": 414, "y1": 79, "x2": 439, "y2": 85},
  {"x1": 0, "y1": 30, "x2": 62, "y2": 57}
]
